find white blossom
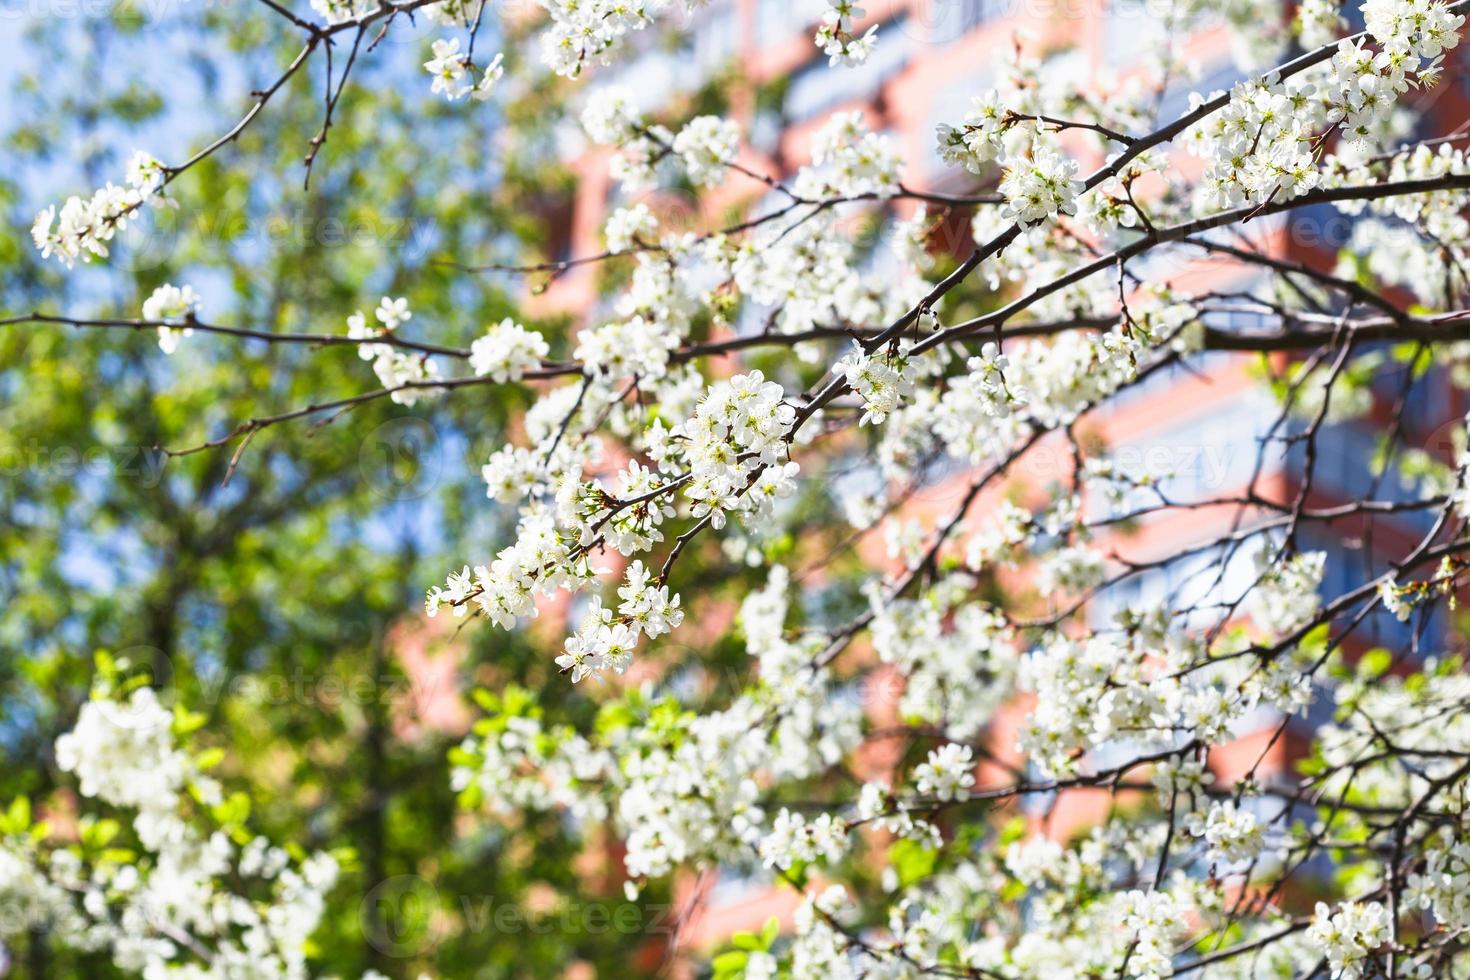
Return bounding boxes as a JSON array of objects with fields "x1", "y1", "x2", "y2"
[
  {"x1": 1308, "y1": 900, "x2": 1391, "y2": 978},
  {"x1": 469, "y1": 318, "x2": 549, "y2": 382},
  {"x1": 999, "y1": 147, "x2": 1082, "y2": 227},
  {"x1": 912, "y1": 743, "x2": 975, "y2": 801},
  {"x1": 814, "y1": 1, "x2": 877, "y2": 67},
  {"x1": 141, "y1": 283, "x2": 199, "y2": 353},
  {"x1": 671, "y1": 115, "x2": 740, "y2": 188}
]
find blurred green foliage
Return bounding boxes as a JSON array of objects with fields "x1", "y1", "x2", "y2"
[{"x1": 0, "y1": 10, "x2": 671, "y2": 978}]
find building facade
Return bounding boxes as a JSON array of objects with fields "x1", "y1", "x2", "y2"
[{"x1": 500, "y1": 0, "x2": 1466, "y2": 964}]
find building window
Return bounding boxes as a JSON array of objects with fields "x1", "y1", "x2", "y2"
[
  {"x1": 692, "y1": 0, "x2": 739, "y2": 73},
  {"x1": 757, "y1": 0, "x2": 823, "y2": 47},
  {"x1": 960, "y1": 0, "x2": 1004, "y2": 30},
  {"x1": 934, "y1": 0, "x2": 1007, "y2": 41}
]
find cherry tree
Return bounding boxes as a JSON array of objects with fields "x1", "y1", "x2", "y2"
[{"x1": 7, "y1": 0, "x2": 1470, "y2": 977}]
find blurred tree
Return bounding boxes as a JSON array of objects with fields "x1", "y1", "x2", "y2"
[{"x1": 0, "y1": 8, "x2": 660, "y2": 977}]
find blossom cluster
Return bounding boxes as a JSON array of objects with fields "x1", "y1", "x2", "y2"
[
  {"x1": 537, "y1": 0, "x2": 707, "y2": 77},
  {"x1": 581, "y1": 89, "x2": 745, "y2": 191},
  {"x1": 423, "y1": 38, "x2": 503, "y2": 102},
  {"x1": 1, "y1": 681, "x2": 341, "y2": 978},
  {"x1": 141, "y1": 282, "x2": 200, "y2": 354},
  {"x1": 345, "y1": 297, "x2": 444, "y2": 405},
  {"x1": 469, "y1": 317, "x2": 549, "y2": 382},
  {"x1": 813, "y1": 0, "x2": 878, "y2": 67},
  {"x1": 32, "y1": 151, "x2": 168, "y2": 268},
  {"x1": 1308, "y1": 900, "x2": 1392, "y2": 979},
  {"x1": 1185, "y1": 0, "x2": 1464, "y2": 210},
  {"x1": 810, "y1": 110, "x2": 904, "y2": 197},
  {"x1": 27, "y1": 2, "x2": 1470, "y2": 977}
]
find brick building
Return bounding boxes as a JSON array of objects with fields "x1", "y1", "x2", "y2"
[{"x1": 487, "y1": 0, "x2": 1463, "y2": 964}]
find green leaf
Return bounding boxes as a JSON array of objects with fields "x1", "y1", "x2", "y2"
[
  {"x1": 711, "y1": 950, "x2": 748, "y2": 978},
  {"x1": 172, "y1": 703, "x2": 207, "y2": 735},
  {"x1": 997, "y1": 816, "x2": 1028, "y2": 847},
  {"x1": 890, "y1": 837, "x2": 938, "y2": 888},
  {"x1": 1297, "y1": 623, "x2": 1330, "y2": 660},
  {"x1": 212, "y1": 791, "x2": 251, "y2": 827},
  {"x1": 89, "y1": 818, "x2": 121, "y2": 848},
  {"x1": 457, "y1": 782, "x2": 484, "y2": 811},
  {"x1": 760, "y1": 915, "x2": 779, "y2": 949},
  {"x1": 1357, "y1": 648, "x2": 1392, "y2": 679},
  {"x1": 196, "y1": 747, "x2": 226, "y2": 770},
  {"x1": 4, "y1": 795, "x2": 30, "y2": 833}
]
